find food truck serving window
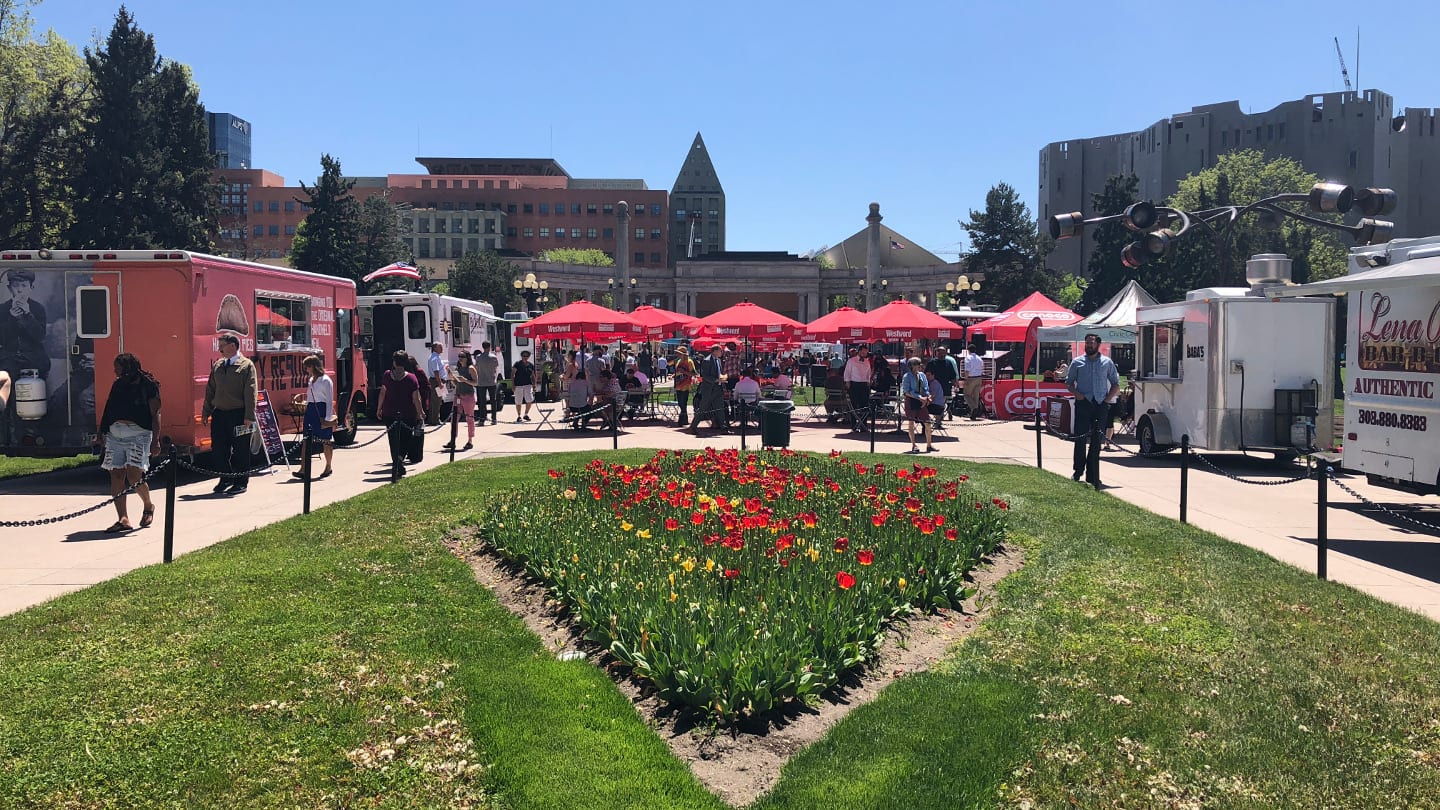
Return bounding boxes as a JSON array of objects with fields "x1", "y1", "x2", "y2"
[
  {"x1": 75, "y1": 286, "x2": 111, "y2": 338},
  {"x1": 255, "y1": 293, "x2": 310, "y2": 347},
  {"x1": 451, "y1": 307, "x2": 471, "y2": 344},
  {"x1": 1141, "y1": 323, "x2": 1182, "y2": 379}
]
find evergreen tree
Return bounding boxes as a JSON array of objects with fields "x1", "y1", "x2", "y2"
[
  {"x1": 68, "y1": 7, "x2": 215, "y2": 250},
  {"x1": 959, "y1": 182, "x2": 1056, "y2": 308},
  {"x1": 358, "y1": 192, "x2": 411, "y2": 275},
  {"x1": 290, "y1": 154, "x2": 363, "y2": 286},
  {"x1": 449, "y1": 251, "x2": 520, "y2": 310}
]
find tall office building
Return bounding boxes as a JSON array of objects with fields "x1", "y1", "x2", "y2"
[
  {"x1": 669, "y1": 133, "x2": 726, "y2": 264},
  {"x1": 1039, "y1": 89, "x2": 1440, "y2": 274},
  {"x1": 206, "y1": 112, "x2": 252, "y2": 170}
]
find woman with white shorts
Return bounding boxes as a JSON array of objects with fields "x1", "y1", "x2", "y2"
[{"x1": 98, "y1": 353, "x2": 161, "y2": 532}]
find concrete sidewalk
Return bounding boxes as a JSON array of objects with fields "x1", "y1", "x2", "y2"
[{"x1": 4, "y1": 410, "x2": 1439, "y2": 621}]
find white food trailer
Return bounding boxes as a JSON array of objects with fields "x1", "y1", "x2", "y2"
[
  {"x1": 1132, "y1": 254, "x2": 1336, "y2": 459},
  {"x1": 1269, "y1": 235, "x2": 1440, "y2": 494}
]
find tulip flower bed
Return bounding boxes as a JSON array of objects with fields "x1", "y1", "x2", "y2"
[{"x1": 476, "y1": 448, "x2": 1008, "y2": 719}]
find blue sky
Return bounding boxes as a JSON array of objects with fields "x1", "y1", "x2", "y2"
[{"x1": 31, "y1": 0, "x2": 1440, "y2": 260}]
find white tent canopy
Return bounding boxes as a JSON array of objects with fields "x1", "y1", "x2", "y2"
[{"x1": 1037, "y1": 280, "x2": 1159, "y2": 344}]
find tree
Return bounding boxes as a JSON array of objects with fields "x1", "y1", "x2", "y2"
[
  {"x1": 537, "y1": 247, "x2": 613, "y2": 267},
  {"x1": 290, "y1": 154, "x2": 363, "y2": 286},
  {"x1": 0, "y1": 0, "x2": 86, "y2": 246},
  {"x1": 68, "y1": 7, "x2": 215, "y2": 250},
  {"x1": 449, "y1": 251, "x2": 520, "y2": 310},
  {"x1": 358, "y1": 191, "x2": 411, "y2": 274},
  {"x1": 1161, "y1": 150, "x2": 1348, "y2": 289},
  {"x1": 1055, "y1": 273, "x2": 1088, "y2": 311},
  {"x1": 959, "y1": 182, "x2": 1057, "y2": 309}
]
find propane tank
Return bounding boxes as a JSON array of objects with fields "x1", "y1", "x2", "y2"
[{"x1": 14, "y1": 368, "x2": 47, "y2": 420}]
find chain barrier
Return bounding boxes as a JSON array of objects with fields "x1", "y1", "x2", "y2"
[
  {"x1": 1325, "y1": 468, "x2": 1440, "y2": 535},
  {"x1": 1046, "y1": 424, "x2": 1179, "y2": 459},
  {"x1": 1103, "y1": 438, "x2": 1203, "y2": 460},
  {"x1": 1184, "y1": 451, "x2": 1316, "y2": 487},
  {"x1": 174, "y1": 456, "x2": 278, "y2": 480},
  {"x1": 0, "y1": 458, "x2": 172, "y2": 528},
  {"x1": 348, "y1": 425, "x2": 391, "y2": 449}
]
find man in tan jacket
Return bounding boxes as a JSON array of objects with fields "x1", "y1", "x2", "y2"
[{"x1": 202, "y1": 335, "x2": 258, "y2": 494}]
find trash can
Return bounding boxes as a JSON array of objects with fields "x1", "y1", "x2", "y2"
[{"x1": 757, "y1": 400, "x2": 794, "y2": 447}]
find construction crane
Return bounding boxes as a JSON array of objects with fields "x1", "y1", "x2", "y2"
[{"x1": 1334, "y1": 37, "x2": 1353, "y2": 91}]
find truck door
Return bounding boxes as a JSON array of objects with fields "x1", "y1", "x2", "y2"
[{"x1": 403, "y1": 305, "x2": 432, "y2": 362}]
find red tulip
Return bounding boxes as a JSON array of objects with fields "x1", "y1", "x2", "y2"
[
  {"x1": 836, "y1": 571, "x2": 855, "y2": 590},
  {"x1": 857, "y1": 549, "x2": 874, "y2": 566}
]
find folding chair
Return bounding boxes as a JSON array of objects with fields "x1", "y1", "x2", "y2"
[{"x1": 534, "y1": 406, "x2": 560, "y2": 431}]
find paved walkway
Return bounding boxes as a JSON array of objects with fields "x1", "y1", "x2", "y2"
[{"x1": 4, "y1": 406, "x2": 1439, "y2": 620}]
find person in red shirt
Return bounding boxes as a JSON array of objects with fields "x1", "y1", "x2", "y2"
[{"x1": 379, "y1": 351, "x2": 424, "y2": 478}]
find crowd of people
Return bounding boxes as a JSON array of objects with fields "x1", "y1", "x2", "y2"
[{"x1": 87, "y1": 332, "x2": 1136, "y2": 532}]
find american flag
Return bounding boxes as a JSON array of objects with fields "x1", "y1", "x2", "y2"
[{"x1": 890, "y1": 240, "x2": 905, "y2": 250}]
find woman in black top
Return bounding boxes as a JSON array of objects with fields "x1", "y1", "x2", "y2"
[{"x1": 99, "y1": 353, "x2": 161, "y2": 532}]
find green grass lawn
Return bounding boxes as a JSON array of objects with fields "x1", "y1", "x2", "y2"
[
  {"x1": 0, "y1": 453, "x2": 97, "y2": 480},
  {"x1": 2, "y1": 450, "x2": 1438, "y2": 808}
]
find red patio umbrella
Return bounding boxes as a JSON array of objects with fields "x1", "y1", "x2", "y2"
[
  {"x1": 686, "y1": 301, "x2": 805, "y2": 342},
  {"x1": 859, "y1": 300, "x2": 964, "y2": 341},
  {"x1": 513, "y1": 300, "x2": 646, "y2": 342},
  {"x1": 803, "y1": 306, "x2": 869, "y2": 342},
  {"x1": 627, "y1": 304, "x2": 698, "y2": 338},
  {"x1": 255, "y1": 302, "x2": 292, "y2": 328}
]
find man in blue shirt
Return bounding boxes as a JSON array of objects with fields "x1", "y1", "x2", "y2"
[{"x1": 1065, "y1": 333, "x2": 1121, "y2": 489}]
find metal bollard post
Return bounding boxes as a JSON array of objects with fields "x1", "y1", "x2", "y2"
[
  {"x1": 1317, "y1": 462, "x2": 1328, "y2": 580},
  {"x1": 869, "y1": 405, "x2": 876, "y2": 454},
  {"x1": 740, "y1": 401, "x2": 748, "y2": 452},
  {"x1": 448, "y1": 405, "x2": 458, "y2": 464},
  {"x1": 1179, "y1": 434, "x2": 1189, "y2": 524},
  {"x1": 392, "y1": 424, "x2": 402, "y2": 484},
  {"x1": 611, "y1": 402, "x2": 619, "y2": 450},
  {"x1": 301, "y1": 432, "x2": 312, "y2": 516},
  {"x1": 163, "y1": 445, "x2": 177, "y2": 564},
  {"x1": 1034, "y1": 409, "x2": 1043, "y2": 469}
]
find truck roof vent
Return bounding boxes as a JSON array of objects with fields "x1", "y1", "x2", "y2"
[{"x1": 1245, "y1": 253, "x2": 1292, "y2": 286}]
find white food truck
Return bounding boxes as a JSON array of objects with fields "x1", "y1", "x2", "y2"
[
  {"x1": 1132, "y1": 254, "x2": 1336, "y2": 459},
  {"x1": 356, "y1": 291, "x2": 500, "y2": 417},
  {"x1": 1269, "y1": 235, "x2": 1440, "y2": 494}
]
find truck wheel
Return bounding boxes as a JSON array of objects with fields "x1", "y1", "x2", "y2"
[{"x1": 1137, "y1": 416, "x2": 1170, "y2": 456}]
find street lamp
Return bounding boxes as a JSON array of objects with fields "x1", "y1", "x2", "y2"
[
  {"x1": 857, "y1": 277, "x2": 887, "y2": 310},
  {"x1": 513, "y1": 272, "x2": 549, "y2": 312},
  {"x1": 945, "y1": 274, "x2": 982, "y2": 308},
  {"x1": 608, "y1": 276, "x2": 638, "y2": 311},
  {"x1": 1049, "y1": 182, "x2": 1397, "y2": 286}
]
